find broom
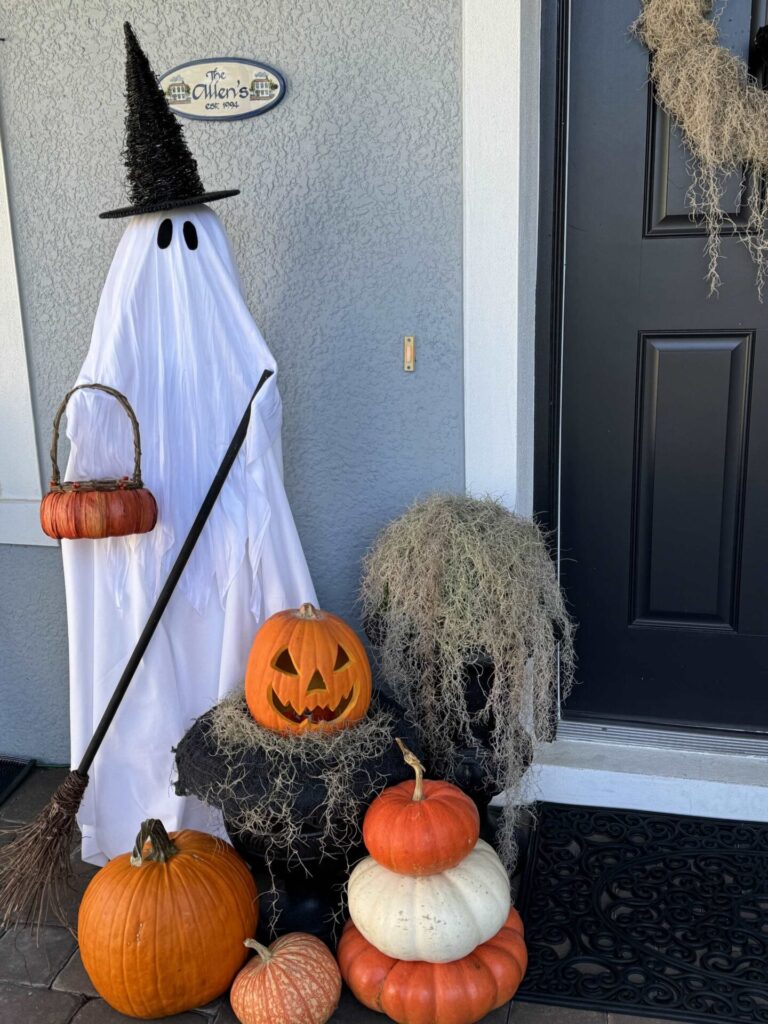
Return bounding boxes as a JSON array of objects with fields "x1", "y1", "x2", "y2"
[{"x1": 0, "y1": 369, "x2": 273, "y2": 929}]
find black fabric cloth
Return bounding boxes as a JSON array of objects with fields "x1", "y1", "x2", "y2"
[{"x1": 174, "y1": 691, "x2": 423, "y2": 826}]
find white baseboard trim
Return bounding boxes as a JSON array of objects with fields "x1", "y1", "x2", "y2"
[
  {"x1": 522, "y1": 738, "x2": 768, "y2": 822},
  {"x1": 0, "y1": 500, "x2": 56, "y2": 547}
]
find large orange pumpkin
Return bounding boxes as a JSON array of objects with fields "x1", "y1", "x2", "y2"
[
  {"x1": 245, "y1": 603, "x2": 372, "y2": 733},
  {"x1": 230, "y1": 933, "x2": 341, "y2": 1024},
  {"x1": 337, "y1": 908, "x2": 527, "y2": 1024},
  {"x1": 363, "y1": 739, "x2": 480, "y2": 875},
  {"x1": 78, "y1": 819, "x2": 258, "y2": 1019}
]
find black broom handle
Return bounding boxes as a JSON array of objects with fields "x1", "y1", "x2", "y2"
[{"x1": 77, "y1": 369, "x2": 274, "y2": 775}]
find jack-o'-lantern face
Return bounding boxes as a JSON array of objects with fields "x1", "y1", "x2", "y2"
[{"x1": 245, "y1": 604, "x2": 372, "y2": 734}]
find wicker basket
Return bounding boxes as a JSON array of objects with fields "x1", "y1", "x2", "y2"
[{"x1": 40, "y1": 383, "x2": 158, "y2": 540}]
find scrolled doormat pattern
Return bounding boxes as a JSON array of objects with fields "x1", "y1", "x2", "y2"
[{"x1": 516, "y1": 802, "x2": 768, "y2": 1023}]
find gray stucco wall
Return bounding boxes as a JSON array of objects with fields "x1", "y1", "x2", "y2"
[{"x1": 0, "y1": 1, "x2": 464, "y2": 762}]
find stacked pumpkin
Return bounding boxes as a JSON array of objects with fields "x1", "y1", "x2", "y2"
[{"x1": 338, "y1": 741, "x2": 528, "y2": 1024}]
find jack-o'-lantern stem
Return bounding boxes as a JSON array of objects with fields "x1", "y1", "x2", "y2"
[
  {"x1": 297, "y1": 603, "x2": 319, "y2": 620},
  {"x1": 244, "y1": 938, "x2": 273, "y2": 962},
  {"x1": 396, "y1": 737, "x2": 425, "y2": 801}
]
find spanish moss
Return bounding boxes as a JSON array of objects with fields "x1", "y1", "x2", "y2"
[
  {"x1": 634, "y1": 0, "x2": 768, "y2": 296},
  {"x1": 360, "y1": 494, "x2": 574, "y2": 869}
]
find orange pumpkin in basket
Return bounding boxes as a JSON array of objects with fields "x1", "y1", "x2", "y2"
[{"x1": 41, "y1": 487, "x2": 157, "y2": 540}]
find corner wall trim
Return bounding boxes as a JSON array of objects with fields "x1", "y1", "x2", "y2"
[{"x1": 0, "y1": 110, "x2": 54, "y2": 547}]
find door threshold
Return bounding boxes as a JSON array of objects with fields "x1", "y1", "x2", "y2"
[
  {"x1": 522, "y1": 730, "x2": 768, "y2": 822},
  {"x1": 557, "y1": 718, "x2": 768, "y2": 756}
]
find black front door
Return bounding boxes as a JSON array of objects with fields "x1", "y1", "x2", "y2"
[{"x1": 548, "y1": 0, "x2": 768, "y2": 732}]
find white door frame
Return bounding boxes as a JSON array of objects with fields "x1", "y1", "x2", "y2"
[
  {"x1": 462, "y1": 0, "x2": 539, "y2": 515},
  {"x1": 461, "y1": 0, "x2": 768, "y2": 819}
]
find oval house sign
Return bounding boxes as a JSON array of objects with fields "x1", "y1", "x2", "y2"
[{"x1": 159, "y1": 58, "x2": 285, "y2": 121}]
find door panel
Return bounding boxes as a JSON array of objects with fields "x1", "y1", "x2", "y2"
[
  {"x1": 630, "y1": 332, "x2": 752, "y2": 631},
  {"x1": 645, "y1": 106, "x2": 749, "y2": 236},
  {"x1": 559, "y1": 0, "x2": 768, "y2": 731}
]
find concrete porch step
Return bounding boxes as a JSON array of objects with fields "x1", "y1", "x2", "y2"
[{"x1": 524, "y1": 736, "x2": 768, "y2": 820}]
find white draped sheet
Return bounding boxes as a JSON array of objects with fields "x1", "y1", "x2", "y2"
[{"x1": 61, "y1": 206, "x2": 316, "y2": 864}]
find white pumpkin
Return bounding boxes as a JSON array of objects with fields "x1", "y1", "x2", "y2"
[{"x1": 347, "y1": 838, "x2": 510, "y2": 963}]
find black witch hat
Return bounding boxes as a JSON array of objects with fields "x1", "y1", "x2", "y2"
[{"x1": 100, "y1": 23, "x2": 239, "y2": 219}]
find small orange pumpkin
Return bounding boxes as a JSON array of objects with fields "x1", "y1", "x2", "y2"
[
  {"x1": 245, "y1": 603, "x2": 372, "y2": 733},
  {"x1": 362, "y1": 741, "x2": 481, "y2": 876},
  {"x1": 363, "y1": 739, "x2": 480, "y2": 875},
  {"x1": 78, "y1": 819, "x2": 258, "y2": 1019},
  {"x1": 337, "y1": 908, "x2": 528, "y2": 1024},
  {"x1": 230, "y1": 932, "x2": 341, "y2": 1024}
]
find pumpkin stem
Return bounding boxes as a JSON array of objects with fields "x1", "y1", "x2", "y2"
[
  {"x1": 130, "y1": 818, "x2": 179, "y2": 866},
  {"x1": 244, "y1": 938, "x2": 273, "y2": 962},
  {"x1": 297, "y1": 603, "x2": 319, "y2": 620},
  {"x1": 396, "y1": 738, "x2": 425, "y2": 801}
]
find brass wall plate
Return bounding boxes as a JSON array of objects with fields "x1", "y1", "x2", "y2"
[{"x1": 404, "y1": 335, "x2": 415, "y2": 372}]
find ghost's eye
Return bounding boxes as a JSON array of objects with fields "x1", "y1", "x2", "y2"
[
  {"x1": 157, "y1": 219, "x2": 173, "y2": 249},
  {"x1": 183, "y1": 221, "x2": 198, "y2": 251}
]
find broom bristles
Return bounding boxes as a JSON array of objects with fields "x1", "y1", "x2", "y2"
[{"x1": 0, "y1": 769, "x2": 88, "y2": 930}]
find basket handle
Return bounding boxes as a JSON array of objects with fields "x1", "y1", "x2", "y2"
[{"x1": 49, "y1": 383, "x2": 143, "y2": 489}]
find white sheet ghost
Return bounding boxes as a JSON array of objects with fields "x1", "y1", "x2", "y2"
[{"x1": 62, "y1": 206, "x2": 316, "y2": 864}]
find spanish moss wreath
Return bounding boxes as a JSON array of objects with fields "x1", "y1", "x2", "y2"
[
  {"x1": 360, "y1": 494, "x2": 574, "y2": 870},
  {"x1": 174, "y1": 693, "x2": 420, "y2": 870},
  {"x1": 634, "y1": 0, "x2": 768, "y2": 295}
]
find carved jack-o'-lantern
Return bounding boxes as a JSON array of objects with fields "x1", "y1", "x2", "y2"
[{"x1": 245, "y1": 604, "x2": 372, "y2": 734}]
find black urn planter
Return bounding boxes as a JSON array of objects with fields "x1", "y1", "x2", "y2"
[
  {"x1": 226, "y1": 818, "x2": 360, "y2": 945},
  {"x1": 175, "y1": 689, "x2": 426, "y2": 942},
  {"x1": 207, "y1": 690, "x2": 422, "y2": 942},
  {"x1": 225, "y1": 812, "x2": 367, "y2": 870},
  {"x1": 254, "y1": 867, "x2": 344, "y2": 946}
]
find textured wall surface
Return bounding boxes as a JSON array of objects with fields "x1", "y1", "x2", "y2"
[
  {"x1": 0, "y1": 546, "x2": 69, "y2": 762},
  {"x1": 0, "y1": 0, "x2": 463, "y2": 761}
]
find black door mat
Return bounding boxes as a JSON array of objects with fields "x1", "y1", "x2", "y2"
[
  {"x1": 0, "y1": 757, "x2": 35, "y2": 808},
  {"x1": 515, "y1": 802, "x2": 768, "y2": 1023}
]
